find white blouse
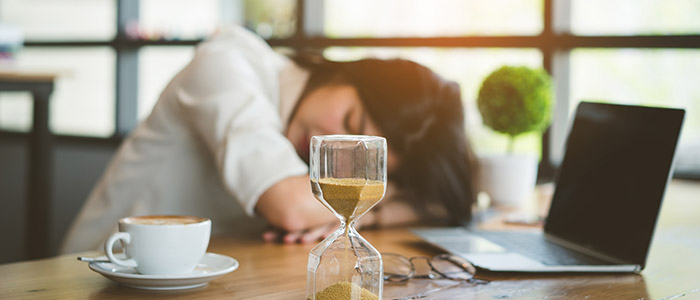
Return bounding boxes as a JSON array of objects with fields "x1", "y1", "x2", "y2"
[{"x1": 61, "y1": 26, "x2": 310, "y2": 253}]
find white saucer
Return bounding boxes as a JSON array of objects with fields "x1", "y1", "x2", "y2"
[{"x1": 88, "y1": 252, "x2": 238, "y2": 290}]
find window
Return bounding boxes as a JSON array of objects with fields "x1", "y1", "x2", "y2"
[
  {"x1": 244, "y1": 0, "x2": 297, "y2": 39},
  {"x1": 0, "y1": 0, "x2": 116, "y2": 41},
  {"x1": 324, "y1": 0, "x2": 542, "y2": 37},
  {"x1": 0, "y1": 0, "x2": 301, "y2": 137},
  {"x1": 138, "y1": 46, "x2": 195, "y2": 120},
  {"x1": 0, "y1": 92, "x2": 32, "y2": 132},
  {"x1": 563, "y1": 49, "x2": 700, "y2": 161},
  {"x1": 140, "y1": 0, "x2": 222, "y2": 40},
  {"x1": 571, "y1": 0, "x2": 700, "y2": 35},
  {"x1": 1, "y1": 0, "x2": 699, "y2": 177},
  {"x1": 0, "y1": 47, "x2": 116, "y2": 137},
  {"x1": 0, "y1": 0, "x2": 117, "y2": 136}
]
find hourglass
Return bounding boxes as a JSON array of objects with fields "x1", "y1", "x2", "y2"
[{"x1": 307, "y1": 135, "x2": 387, "y2": 300}]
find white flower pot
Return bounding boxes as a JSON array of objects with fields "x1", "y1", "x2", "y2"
[{"x1": 478, "y1": 154, "x2": 538, "y2": 207}]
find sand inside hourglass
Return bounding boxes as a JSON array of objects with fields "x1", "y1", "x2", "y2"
[
  {"x1": 312, "y1": 178, "x2": 384, "y2": 300},
  {"x1": 317, "y1": 178, "x2": 384, "y2": 221}
]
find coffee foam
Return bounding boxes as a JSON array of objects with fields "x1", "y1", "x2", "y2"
[{"x1": 123, "y1": 215, "x2": 208, "y2": 226}]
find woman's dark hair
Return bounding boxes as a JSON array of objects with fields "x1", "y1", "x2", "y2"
[{"x1": 293, "y1": 55, "x2": 477, "y2": 226}]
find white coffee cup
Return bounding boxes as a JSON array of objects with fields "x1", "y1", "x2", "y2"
[{"x1": 104, "y1": 215, "x2": 211, "y2": 275}]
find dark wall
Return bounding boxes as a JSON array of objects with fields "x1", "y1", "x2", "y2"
[
  {"x1": 0, "y1": 139, "x2": 28, "y2": 263},
  {"x1": 0, "y1": 136, "x2": 117, "y2": 263}
]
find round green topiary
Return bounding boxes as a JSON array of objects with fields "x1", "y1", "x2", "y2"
[{"x1": 477, "y1": 66, "x2": 553, "y2": 140}]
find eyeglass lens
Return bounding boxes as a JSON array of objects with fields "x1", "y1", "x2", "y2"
[
  {"x1": 383, "y1": 253, "x2": 482, "y2": 282},
  {"x1": 383, "y1": 253, "x2": 414, "y2": 282},
  {"x1": 429, "y1": 255, "x2": 476, "y2": 280}
]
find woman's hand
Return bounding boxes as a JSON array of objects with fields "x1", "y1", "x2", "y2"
[
  {"x1": 257, "y1": 177, "x2": 420, "y2": 243},
  {"x1": 262, "y1": 220, "x2": 339, "y2": 244},
  {"x1": 261, "y1": 205, "x2": 383, "y2": 244}
]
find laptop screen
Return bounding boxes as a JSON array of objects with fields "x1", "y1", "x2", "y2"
[{"x1": 544, "y1": 102, "x2": 685, "y2": 266}]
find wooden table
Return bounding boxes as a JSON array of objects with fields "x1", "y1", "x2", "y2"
[
  {"x1": 2, "y1": 180, "x2": 699, "y2": 299},
  {"x1": 0, "y1": 69, "x2": 58, "y2": 260}
]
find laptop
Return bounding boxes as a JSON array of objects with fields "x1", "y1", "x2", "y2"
[{"x1": 413, "y1": 101, "x2": 685, "y2": 272}]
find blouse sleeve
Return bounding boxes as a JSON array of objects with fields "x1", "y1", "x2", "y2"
[{"x1": 167, "y1": 27, "x2": 308, "y2": 216}]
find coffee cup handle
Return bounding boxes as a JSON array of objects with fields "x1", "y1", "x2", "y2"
[{"x1": 104, "y1": 232, "x2": 138, "y2": 268}]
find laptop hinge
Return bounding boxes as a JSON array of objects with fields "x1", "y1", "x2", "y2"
[{"x1": 544, "y1": 233, "x2": 633, "y2": 265}]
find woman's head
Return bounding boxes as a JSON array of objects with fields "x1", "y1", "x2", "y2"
[
  {"x1": 285, "y1": 82, "x2": 390, "y2": 166},
  {"x1": 286, "y1": 57, "x2": 477, "y2": 225}
]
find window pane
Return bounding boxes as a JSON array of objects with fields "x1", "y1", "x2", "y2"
[
  {"x1": 138, "y1": 47, "x2": 294, "y2": 121},
  {"x1": 0, "y1": 92, "x2": 32, "y2": 132},
  {"x1": 140, "y1": 0, "x2": 222, "y2": 40},
  {"x1": 244, "y1": 0, "x2": 297, "y2": 39},
  {"x1": 324, "y1": 0, "x2": 543, "y2": 37},
  {"x1": 559, "y1": 49, "x2": 700, "y2": 172},
  {"x1": 140, "y1": 0, "x2": 297, "y2": 40},
  {"x1": 7, "y1": 47, "x2": 116, "y2": 137},
  {"x1": 324, "y1": 47, "x2": 543, "y2": 155},
  {"x1": 571, "y1": 0, "x2": 700, "y2": 35},
  {"x1": 138, "y1": 46, "x2": 195, "y2": 120},
  {"x1": 0, "y1": 0, "x2": 115, "y2": 41}
]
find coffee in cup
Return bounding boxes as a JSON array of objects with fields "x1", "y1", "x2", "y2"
[{"x1": 104, "y1": 215, "x2": 211, "y2": 275}]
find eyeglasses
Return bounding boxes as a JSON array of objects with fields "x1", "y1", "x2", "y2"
[{"x1": 382, "y1": 253, "x2": 489, "y2": 285}]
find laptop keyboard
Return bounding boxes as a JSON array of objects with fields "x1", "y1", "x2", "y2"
[{"x1": 472, "y1": 231, "x2": 610, "y2": 266}]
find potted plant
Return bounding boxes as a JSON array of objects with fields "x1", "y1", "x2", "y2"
[{"x1": 476, "y1": 65, "x2": 552, "y2": 207}]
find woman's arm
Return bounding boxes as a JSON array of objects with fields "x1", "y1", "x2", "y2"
[
  {"x1": 256, "y1": 174, "x2": 341, "y2": 243},
  {"x1": 255, "y1": 174, "x2": 336, "y2": 233},
  {"x1": 258, "y1": 181, "x2": 422, "y2": 243}
]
